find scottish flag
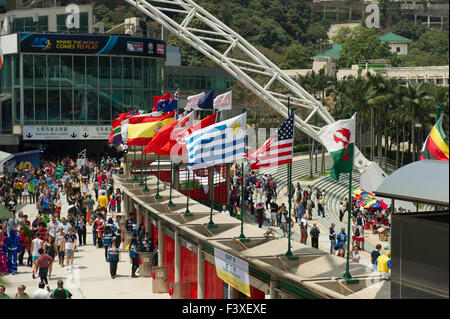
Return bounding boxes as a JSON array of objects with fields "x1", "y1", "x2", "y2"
[{"x1": 185, "y1": 113, "x2": 247, "y2": 170}]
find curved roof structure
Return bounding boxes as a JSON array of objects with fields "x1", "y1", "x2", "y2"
[{"x1": 374, "y1": 160, "x2": 449, "y2": 207}]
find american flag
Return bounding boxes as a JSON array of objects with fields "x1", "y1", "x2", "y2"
[{"x1": 245, "y1": 112, "x2": 294, "y2": 170}]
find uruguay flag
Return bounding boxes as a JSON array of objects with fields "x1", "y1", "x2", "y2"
[{"x1": 185, "y1": 113, "x2": 246, "y2": 170}]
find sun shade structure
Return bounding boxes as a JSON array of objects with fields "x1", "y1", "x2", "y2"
[{"x1": 374, "y1": 160, "x2": 449, "y2": 207}]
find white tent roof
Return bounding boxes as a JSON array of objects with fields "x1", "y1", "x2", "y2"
[{"x1": 0, "y1": 150, "x2": 14, "y2": 173}]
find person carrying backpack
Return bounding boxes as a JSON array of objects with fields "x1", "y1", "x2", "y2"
[
  {"x1": 310, "y1": 223, "x2": 320, "y2": 249},
  {"x1": 50, "y1": 280, "x2": 72, "y2": 299}
]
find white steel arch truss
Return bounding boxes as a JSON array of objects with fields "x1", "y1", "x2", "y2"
[{"x1": 123, "y1": 0, "x2": 377, "y2": 175}]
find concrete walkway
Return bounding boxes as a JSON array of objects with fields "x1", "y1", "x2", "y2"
[{"x1": 1, "y1": 181, "x2": 170, "y2": 299}]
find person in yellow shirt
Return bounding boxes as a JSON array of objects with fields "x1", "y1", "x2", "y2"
[
  {"x1": 97, "y1": 191, "x2": 108, "y2": 215},
  {"x1": 375, "y1": 250, "x2": 391, "y2": 280}
]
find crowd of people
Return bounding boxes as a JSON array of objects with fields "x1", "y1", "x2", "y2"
[
  {"x1": 0, "y1": 154, "x2": 160, "y2": 298},
  {"x1": 226, "y1": 162, "x2": 391, "y2": 278}
]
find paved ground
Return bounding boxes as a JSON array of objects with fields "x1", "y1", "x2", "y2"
[{"x1": 1, "y1": 182, "x2": 170, "y2": 299}]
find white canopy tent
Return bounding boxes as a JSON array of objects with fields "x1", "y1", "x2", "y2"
[{"x1": 0, "y1": 150, "x2": 13, "y2": 173}]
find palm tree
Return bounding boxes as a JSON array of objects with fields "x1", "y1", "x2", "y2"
[{"x1": 402, "y1": 83, "x2": 433, "y2": 161}]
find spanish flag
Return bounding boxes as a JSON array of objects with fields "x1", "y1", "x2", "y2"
[
  {"x1": 420, "y1": 114, "x2": 449, "y2": 161},
  {"x1": 127, "y1": 111, "x2": 175, "y2": 146}
]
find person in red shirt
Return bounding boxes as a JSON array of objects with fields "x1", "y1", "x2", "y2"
[
  {"x1": 18, "y1": 229, "x2": 31, "y2": 267},
  {"x1": 35, "y1": 248, "x2": 52, "y2": 286},
  {"x1": 37, "y1": 224, "x2": 47, "y2": 242},
  {"x1": 96, "y1": 213, "x2": 105, "y2": 248}
]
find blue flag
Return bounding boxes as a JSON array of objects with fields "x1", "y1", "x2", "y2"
[
  {"x1": 157, "y1": 95, "x2": 170, "y2": 111},
  {"x1": 198, "y1": 89, "x2": 214, "y2": 110},
  {"x1": 161, "y1": 90, "x2": 179, "y2": 113}
]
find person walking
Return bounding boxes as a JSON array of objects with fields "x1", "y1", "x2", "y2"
[
  {"x1": 62, "y1": 226, "x2": 77, "y2": 267},
  {"x1": 351, "y1": 246, "x2": 361, "y2": 263},
  {"x1": 31, "y1": 236, "x2": 43, "y2": 279},
  {"x1": 44, "y1": 236, "x2": 57, "y2": 278},
  {"x1": 102, "y1": 218, "x2": 114, "y2": 261},
  {"x1": 55, "y1": 228, "x2": 65, "y2": 266},
  {"x1": 300, "y1": 221, "x2": 308, "y2": 245},
  {"x1": 335, "y1": 228, "x2": 347, "y2": 255},
  {"x1": 310, "y1": 223, "x2": 320, "y2": 249},
  {"x1": 129, "y1": 237, "x2": 139, "y2": 278},
  {"x1": 116, "y1": 188, "x2": 122, "y2": 213},
  {"x1": 50, "y1": 280, "x2": 72, "y2": 299},
  {"x1": 371, "y1": 244, "x2": 382, "y2": 272},
  {"x1": 107, "y1": 240, "x2": 120, "y2": 279},
  {"x1": 84, "y1": 194, "x2": 95, "y2": 225},
  {"x1": 318, "y1": 195, "x2": 325, "y2": 217},
  {"x1": 329, "y1": 223, "x2": 337, "y2": 255},
  {"x1": 32, "y1": 282, "x2": 50, "y2": 299},
  {"x1": 306, "y1": 197, "x2": 313, "y2": 220},
  {"x1": 35, "y1": 248, "x2": 52, "y2": 287},
  {"x1": 374, "y1": 250, "x2": 391, "y2": 280},
  {"x1": 0, "y1": 229, "x2": 8, "y2": 275},
  {"x1": 113, "y1": 216, "x2": 122, "y2": 248},
  {"x1": 14, "y1": 285, "x2": 30, "y2": 299},
  {"x1": 339, "y1": 202, "x2": 344, "y2": 222},
  {"x1": 76, "y1": 215, "x2": 87, "y2": 246}
]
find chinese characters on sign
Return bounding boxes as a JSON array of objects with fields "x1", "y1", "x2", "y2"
[
  {"x1": 214, "y1": 248, "x2": 250, "y2": 297},
  {"x1": 23, "y1": 126, "x2": 111, "y2": 140}
]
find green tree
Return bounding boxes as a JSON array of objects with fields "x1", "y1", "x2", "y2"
[
  {"x1": 280, "y1": 43, "x2": 313, "y2": 69},
  {"x1": 407, "y1": 29, "x2": 449, "y2": 65},
  {"x1": 336, "y1": 27, "x2": 393, "y2": 68},
  {"x1": 391, "y1": 19, "x2": 426, "y2": 41}
]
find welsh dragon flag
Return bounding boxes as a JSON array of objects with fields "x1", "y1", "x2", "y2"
[{"x1": 318, "y1": 114, "x2": 356, "y2": 182}]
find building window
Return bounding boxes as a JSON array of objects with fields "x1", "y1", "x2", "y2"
[{"x1": 396, "y1": 47, "x2": 401, "y2": 53}]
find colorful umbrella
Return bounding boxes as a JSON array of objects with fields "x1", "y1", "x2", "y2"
[
  {"x1": 357, "y1": 199, "x2": 388, "y2": 210},
  {"x1": 355, "y1": 193, "x2": 375, "y2": 201}
]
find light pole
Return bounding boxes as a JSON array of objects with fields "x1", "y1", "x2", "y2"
[
  {"x1": 155, "y1": 155, "x2": 162, "y2": 199},
  {"x1": 237, "y1": 108, "x2": 249, "y2": 242},
  {"x1": 167, "y1": 161, "x2": 175, "y2": 207}
]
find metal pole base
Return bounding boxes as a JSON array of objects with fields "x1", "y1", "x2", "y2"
[
  {"x1": 143, "y1": 185, "x2": 149, "y2": 192},
  {"x1": 154, "y1": 193, "x2": 162, "y2": 199},
  {"x1": 184, "y1": 210, "x2": 193, "y2": 217},
  {"x1": 167, "y1": 200, "x2": 175, "y2": 207},
  {"x1": 284, "y1": 251, "x2": 298, "y2": 260},
  {"x1": 237, "y1": 235, "x2": 250, "y2": 243},
  {"x1": 206, "y1": 221, "x2": 218, "y2": 228},
  {"x1": 338, "y1": 273, "x2": 360, "y2": 284}
]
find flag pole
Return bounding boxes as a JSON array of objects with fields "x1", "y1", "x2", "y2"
[
  {"x1": 167, "y1": 160, "x2": 175, "y2": 207},
  {"x1": 340, "y1": 108, "x2": 359, "y2": 284},
  {"x1": 207, "y1": 166, "x2": 217, "y2": 228},
  {"x1": 184, "y1": 164, "x2": 192, "y2": 216},
  {"x1": 285, "y1": 104, "x2": 297, "y2": 260},
  {"x1": 139, "y1": 146, "x2": 144, "y2": 185},
  {"x1": 238, "y1": 108, "x2": 250, "y2": 242},
  {"x1": 155, "y1": 154, "x2": 162, "y2": 199},
  {"x1": 143, "y1": 149, "x2": 149, "y2": 192},
  {"x1": 133, "y1": 145, "x2": 137, "y2": 180}
]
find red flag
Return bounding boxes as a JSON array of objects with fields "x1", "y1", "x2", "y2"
[
  {"x1": 151, "y1": 113, "x2": 217, "y2": 157},
  {"x1": 127, "y1": 111, "x2": 175, "y2": 146},
  {"x1": 143, "y1": 112, "x2": 194, "y2": 155},
  {"x1": 153, "y1": 93, "x2": 170, "y2": 112}
]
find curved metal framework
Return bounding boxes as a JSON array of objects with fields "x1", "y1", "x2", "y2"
[{"x1": 123, "y1": 0, "x2": 376, "y2": 174}]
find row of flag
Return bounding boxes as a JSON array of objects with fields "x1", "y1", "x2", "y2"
[{"x1": 109, "y1": 88, "x2": 448, "y2": 177}]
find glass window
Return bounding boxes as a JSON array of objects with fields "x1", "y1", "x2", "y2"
[
  {"x1": 99, "y1": 56, "x2": 111, "y2": 88},
  {"x1": 133, "y1": 89, "x2": 142, "y2": 108},
  {"x1": 14, "y1": 88, "x2": 20, "y2": 123},
  {"x1": 123, "y1": 89, "x2": 133, "y2": 111},
  {"x1": 57, "y1": 14, "x2": 68, "y2": 32},
  {"x1": 111, "y1": 57, "x2": 122, "y2": 88},
  {"x1": 123, "y1": 57, "x2": 133, "y2": 88},
  {"x1": 23, "y1": 55, "x2": 34, "y2": 88},
  {"x1": 14, "y1": 55, "x2": 20, "y2": 87},
  {"x1": 74, "y1": 89, "x2": 87, "y2": 123},
  {"x1": 34, "y1": 55, "x2": 47, "y2": 87},
  {"x1": 35, "y1": 89, "x2": 47, "y2": 124},
  {"x1": 86, "y1": 90, "x2": 98, "y2": 123},
  {"x1": 134, "y1": 58, "x2": 143, "y2": 89},
  {"x1": 60, "y1": 55, "x2": 73, "y2": 87},
  {"x1": 24, "y1": 88, "x2": 34, "y2": 123},
  {"x1": 143, "y1": 58, "x2": 151, "y2": 89},
  {"x1": 47, "y1": 55, "x2": 60, "y2": 88},
  {"x1": 86, "y1": 56, "x2": 98, "y2": 88},
  {"x1": 79, "y1": 13, "x2": 89, "y2": 33},
  {"x1": 1, "y1": 98, "x2": 13, "y2": 134},
  {"x1": 99, "y1": 89, "x2": 111, "y2": 123},
  {"x1": 61, "y1": 89, "x2": 73, "y2": 124},
  {"x1": 38, "y1": 16, "x2": 48, "y2": 32},
  {"x1": 48, "y1": 88, "x2": 60, "y2": 124},
  {"x1": 73, "y1": 56, "x2": 85, "y2": 88},
  {"x1": 112, "y1": 89, "x2": 123, "y2": 116},
  {"x1": 1, "y1": 55, "x2": 12, "y2": 92}
]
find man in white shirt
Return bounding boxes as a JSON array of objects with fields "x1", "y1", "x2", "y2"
[
  {"x1": 60, "y1": 217, "x2": 71, "y2": 235},
  {"x1": 221, "y1": 205, "x2": 230, "y2": 216},
  {"x1": 48, "y1": 215, "x2": 62, "y2": 239},
  {"x1": 32, "y1": 282, "x2": 50, "y2": 299}
]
